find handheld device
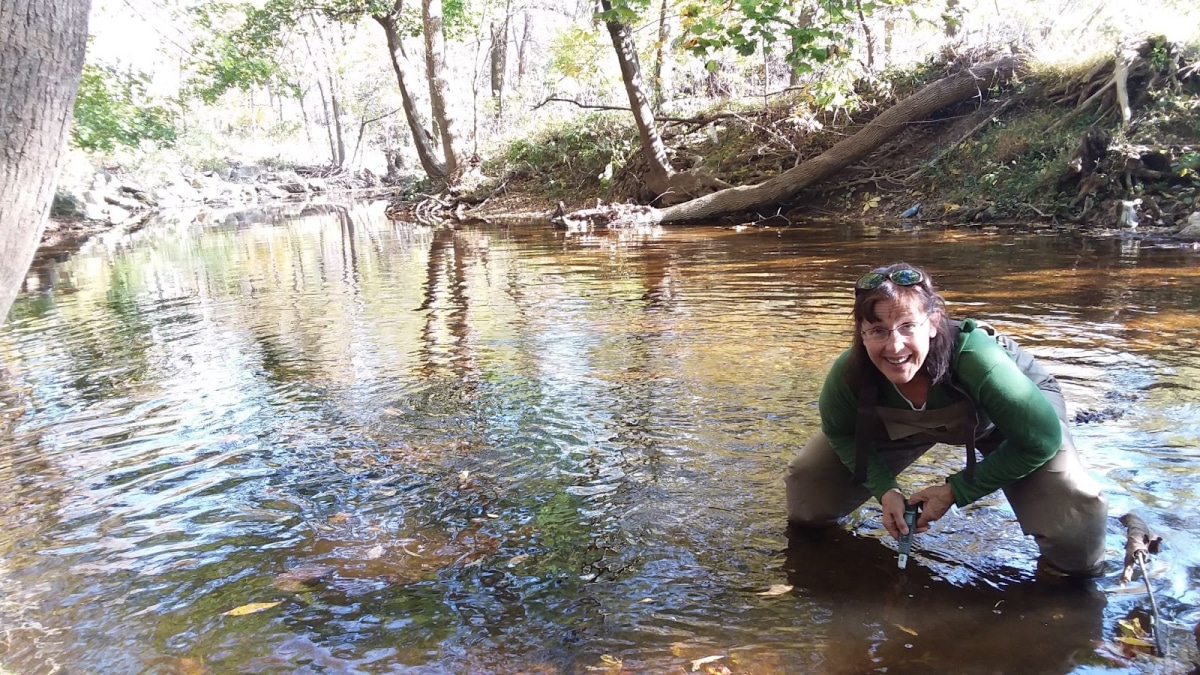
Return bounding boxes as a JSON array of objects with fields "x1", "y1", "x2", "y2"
[{"x1": 897, "y1": 501, "x2": 920, "y2": 569}]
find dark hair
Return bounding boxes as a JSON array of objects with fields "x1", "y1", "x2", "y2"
[{"x1": 844, "y1": 262, "x2": 953, "y2": 390}]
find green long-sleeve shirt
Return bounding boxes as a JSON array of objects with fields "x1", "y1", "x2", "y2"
[{"x1": 818, "y1": 318, "x2": 1062, "y2": 506}]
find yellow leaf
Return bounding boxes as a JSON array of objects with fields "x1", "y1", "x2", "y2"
[
  {"x1": 894, "y1": 623, "x2": 919, "y2": 636},
  {"x1": 223, "y1": 601, "x2": 281, "y2": 617},
  {"x1": 757, "y1": 584, "x2": 793, "y2": 596},
  {"x1": 1116, "y1": 636, "x2": 1154, "y2": 648}
]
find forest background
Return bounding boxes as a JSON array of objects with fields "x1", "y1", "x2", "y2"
[{"x1": 47, "y1": 0, "x2": 1200, "y2": 240}]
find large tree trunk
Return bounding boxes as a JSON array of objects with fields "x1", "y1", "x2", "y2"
[
  {"x1": 374, "y1": 11, "x2": 446, "y2": 179},
  {"x1": 599, "y1": 0, "x2": 673, "y2": 197},
  {"x1": 655, "y1": 57, "x2": 1023, "y2": 224},
  {"x1": 0, "y1": 0, "x2": 91, "y2": 323},
  {"x1": 422, "y1": 0, "x2": 469, "y2": 177}
]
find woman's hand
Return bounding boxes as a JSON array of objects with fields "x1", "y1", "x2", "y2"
[
  {"x1": 880, "y1": 488, "x2": 909, "y2": 540},
  {"x1": 909, "y1": 483, "x2": 956, "y2": 531}
]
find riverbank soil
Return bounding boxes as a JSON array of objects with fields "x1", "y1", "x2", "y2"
[{"x1": 469, "y1": 39, "x2": 1199, "y2": 235}]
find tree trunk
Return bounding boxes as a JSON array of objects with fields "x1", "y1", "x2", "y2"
[
  {"x1": 302, "y1": 28, "x2": 339, "y2": 166},
  {"x1": 0, "y1": 0, "x2": 91, "y2": 323},
  {"x1": 654, "y1": 57, "x2": 1023, "y2": 224},
  {"x1": 516, "y1": 10, "x2": 531, "y2": 85},
  {"x1": 313, "y1": 75, "x2": 337, "y2": 165},
  {"x1": 599, "y1": 0, "x2": 673, "y2": 196},
  {"x1": 374, "y1": 11, "x2": 446, "y2": 179},
  {"x1": 330, "y1": 81, "x2": 347, "y2": 166},
  {"x1": 489, "y1": 16, "x2": 508, "y2": 102},
  {"x1": 651, "y1": 0, "x2": 671, "y2": 110},
  {"x1": 422, "y1": 0, "x2": 468, "y2": 177},
  {"x1": 856, "y1": 0, "x2": 875, "y2": 73}
]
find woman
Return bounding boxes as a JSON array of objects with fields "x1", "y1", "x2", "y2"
[{"x1": 784, "y1": 263, "x2": 1108, "y2": 576}]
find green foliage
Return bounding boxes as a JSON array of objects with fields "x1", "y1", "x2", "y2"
[
  {"x1": 186, "y1": 0, "x2": 478, "y2": 102},
  {"x1": 186, "y1": 2, "x2": 294, "y2": 103},
  {"x1": 549, "y1": 26, "x2": 610, "y2": 80},
  {"x1": 495, "y1": 114, "x2": 637, "y2": 199},
  {"x1": 934, "y1": 107, "x2": 1099, "y2": 217},
  {"x1": 596, "y1": 0, "x2": 652, "y2": 25},
  {"x1": 673, "y1": 0, "x2": 916, "y2": 84},
  {"x1": 71, "y1": 64, "x2": 177, "y2": 152}
]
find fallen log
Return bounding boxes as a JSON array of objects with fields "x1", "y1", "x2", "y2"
[{"x1": 645, "y1": 55, "x2": 1024, "y2": 225}]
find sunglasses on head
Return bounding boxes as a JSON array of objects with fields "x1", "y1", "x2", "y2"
[{"x1": 855, "y1": 268, "x2": 924, "y2": 291}]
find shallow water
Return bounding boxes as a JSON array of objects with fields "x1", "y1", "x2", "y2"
[{"x1": 1, "y1": 201, "x2": 1198, "y2": 673}]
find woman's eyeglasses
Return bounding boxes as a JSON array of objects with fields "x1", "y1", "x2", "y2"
[
  {"x1": 861, "y1": 316, "x2": 930, "y2": 343},
  {"x1": 855, "y1": 269, "x2": 924, "y2": 291}
]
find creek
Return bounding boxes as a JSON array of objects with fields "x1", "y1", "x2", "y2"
[{"x1": 1, "y1": 200, "x2": 1198, "y2": 673}]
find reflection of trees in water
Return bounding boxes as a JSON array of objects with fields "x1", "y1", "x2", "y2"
[{"x1": 418, "y1": 227, "x2": 474, "y2": 381}]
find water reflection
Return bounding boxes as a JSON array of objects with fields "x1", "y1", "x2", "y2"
[
  {"x1": 782, "y1": 527, "x2": 1110, "y2": 673},
  {"x1": 0, "y1": 203, "x2": 1198, "y2": 672}
]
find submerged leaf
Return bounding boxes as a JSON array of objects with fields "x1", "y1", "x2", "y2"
[
  {"x1": 757, "y1": 584, "x2": 793, "y2": 596},
  {"x1": 894, "y1": 623, "x2": 919, "y2": 636},
  {"x1": 691, "y1": 654, "x2": 725, "y2": 671},
  {"x1": 223, "y1": 601, "x2": 281, "y2": 617}
]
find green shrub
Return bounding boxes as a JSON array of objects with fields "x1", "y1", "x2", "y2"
[{"x1": 72, "y1": 64, "x2": 178, "y2": 153}]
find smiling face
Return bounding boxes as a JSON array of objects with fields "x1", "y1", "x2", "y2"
[{"x1": 859, "y1": 294, "x2": 939, "y2": 386}]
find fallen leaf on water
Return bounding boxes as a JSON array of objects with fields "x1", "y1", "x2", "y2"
[
  {"x1": 690, "y1": 654, "x2": 725, "y2": 671},
  {"x1": 757, "y1": 584, "x2": 793, "y2": 596},
  {"x1": 223, "y1": 601, "x2": 281, "y2": 617},
  {"x1": 328, "y1": 513, "x2": 350, "y2": 525},
  {"x1": 507, "y1": 554, "x2": 529, "y2": 567},
  {"x1": 1117, "y1": 619, "x2": 1145, "y2": 636},
  {"x1": 366, "y1": 544, "x2": 385, "y2": 559},
  {"x1": 400, "y1": 545, "x2": 424, "y2": 558},
  {"x1": 894, "y1": 623, "x2": 919, "y2": 636},
  {"x1": 1115, "y1": 636, "x2": 1154, "y2": 649}
]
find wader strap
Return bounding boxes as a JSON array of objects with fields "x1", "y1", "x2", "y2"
[
  {"x1": 961, "y1": 388, "x2": 979, "y2": 483},
  {"x1": 853, "y1": 381, "x2": 880, "y2": 484}
]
